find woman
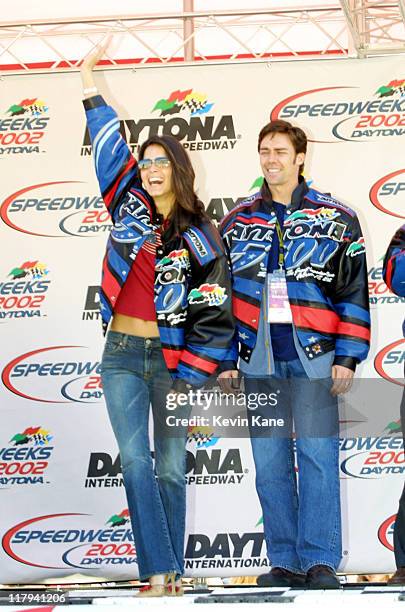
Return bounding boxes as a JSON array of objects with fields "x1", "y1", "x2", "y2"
[{"x1": 80, "y1": 42, "x2": 234, "y2": 597}]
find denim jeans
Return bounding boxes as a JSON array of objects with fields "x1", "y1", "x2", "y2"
[
  {"x1": 100, "y1": 331, "x2": 190, "y2": 580},
  {"x1": 245, "y1": 358, "x2": 341, "y2": 573}
]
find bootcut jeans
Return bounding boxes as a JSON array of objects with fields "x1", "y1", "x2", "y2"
[
  {"x1": 100, "y1": 331, "x2": 190, "y2": 580},
  {"x1": 245, "y1": 357, "x2": 342, "y2": 574}
]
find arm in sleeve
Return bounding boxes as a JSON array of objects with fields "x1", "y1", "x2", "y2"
[
  {"x1": 83, "y1": 95, "x2": 138, "y2": 217},
  {"x1": 171, "y1": 236, "x2": 236, "y2": 391},
  {"x1": 330, "y1": 214, "x2": 371, "y2": 371},
  {"x1": 217, "y1": 214, "x2": 239, "y2": 372},
  {"x1": 383, "y1": 224, "x2": 405, "y2": 297}
]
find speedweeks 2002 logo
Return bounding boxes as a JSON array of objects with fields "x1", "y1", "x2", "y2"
[
  {"x1": 368, "y1": 258, "x2": 405, "y2": 306},
  {"x1": 0, "y1": 261, "x2": 51, "y2": 321},
  {"x1": 378, "y1": 514, "x2": 396, "y2": 552},
  {"x1": 0, "y1": 182, "x2": 109, "y2": 237},
  {"x1": 369, "y1": 169, "x2": 405, "y2": 219},
  {"x1": 271, "y1": 78, "x2": 405, "y2": 142},
  {"x1": 374, "y1": 338, "x2": 405, "y2": 387},
  {"x1": 0, "y1": 426, "x2": 54, "y2": 487},
  {"x1": 340, "y1": 437, "x2": 404, "y2": 479},
  {"x1": 2, "y1": 346, "x2": 103, "y2": 404},
  {"x1": 0, "y1": 98, "x2": 50, "y2": 156},
  {"x1": 2, "y1": 510, "x2": 136, "y2": 570},
  {"x1": 81, "y1": 88, "x2": 240, "y2": 155}
]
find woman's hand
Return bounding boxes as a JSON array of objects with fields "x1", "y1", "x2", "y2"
[{"x1": 80, "y1": 33, "x2": 113, "y2": 94}]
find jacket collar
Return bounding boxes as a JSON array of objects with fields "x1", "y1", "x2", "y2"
[{"x1": 260, "y1": 175, "x2": 309, "y2": 213}]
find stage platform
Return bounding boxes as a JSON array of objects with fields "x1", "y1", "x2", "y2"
[{"x1": 1, "y1": 583, "x2": 405, "y2": 610}]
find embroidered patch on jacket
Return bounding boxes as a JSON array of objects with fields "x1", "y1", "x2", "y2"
[
  {"x1": 346, "y1": 237, "x2": 366, "y2": 257},
  {"x1": 156, "y1": 249, "x2": 190, "y2": 270},
  {"x1": 186, "y1": 228, "x2": 208, "y2": 258},
  {"x1": 188, "y1": 283, "x2": 227, "y2": 306},
  {"x1": 284, "y1": 208, "x2": 346, "y2": 244},
  {"x1": 287, "y1": 207, "x2": 340, "y2": 223}
]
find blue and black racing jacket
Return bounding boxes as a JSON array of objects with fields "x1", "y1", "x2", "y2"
[
  {"x1": 383, "y1": 224, "x2": 405, "y2": 336},
  {"x1": 383, "y1": 224, "x2": 405, "y2": 298},
  {"x1": 220, "y1": 178, "x2": 371, "y2": 373},
  {"x1": 83, "y1": 95, "x2": 234, "y2": 390}
]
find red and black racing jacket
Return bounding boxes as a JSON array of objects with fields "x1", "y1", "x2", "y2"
[
  {"x1": 83, "y1": 95, "x2": 234, "y2": 390},
  {"x1": 220, "y1": 178, "x2": 371, "y2": 372}
]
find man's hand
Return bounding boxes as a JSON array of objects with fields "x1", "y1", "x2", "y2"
[
  {"x1": 331, "y1": 365, "x2": 354, "y2": 396},
  {"x1": 217, "y1": 370, "x2": 240, "y2": 394}
]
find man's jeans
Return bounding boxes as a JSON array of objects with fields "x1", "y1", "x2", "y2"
[
  {"x1": 101, "y1": 331, "x2": 189, "y2": 580},
  {"x1": 245, "y1": 358, "x2": 342, "y2": 573}
]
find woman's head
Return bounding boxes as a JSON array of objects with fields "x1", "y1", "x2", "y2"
[
  {"x1": 138, "y1": 135, "x2": 206, "y2": 231},
  {"x1": 138, "y1": 142, "x2": 174, "y2": 204}
]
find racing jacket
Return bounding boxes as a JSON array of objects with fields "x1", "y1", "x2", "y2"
[
  {"x1": 220, "y1": 178, "x2": 371, "y2": 372},
  {"x1": 383, "y1": 224, "x2": 405, "y2": 298},
  {"x1": 83, "y1": 95, "x2": 234, "y2": 389},
  {"x1": 383, "y1": 224, "x2": 405, "y2": 336}
]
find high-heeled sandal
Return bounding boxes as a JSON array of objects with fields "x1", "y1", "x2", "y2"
[
  {"x1": 165, "y1": 573, "x2": 184, "y2": 596},
  {"x1": 136, "y1": 583, "x2": 165, "y2": 598}
]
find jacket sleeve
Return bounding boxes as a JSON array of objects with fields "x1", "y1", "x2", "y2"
[
  {"x1": 218, "y1": 213, "x2": 239, "y2": 371},
  {"x1": 171, "y1": 224, "x2": 236, "y2": 390},
  {"x1": 83, "y1": 95, "x2": 139, "y2": 217},
  {"x1": 382, "y1": 224, "x2": 405, "y2": 297},
  {"x1": 330, "y1": 214, "x2": 371, "y2": 371}
]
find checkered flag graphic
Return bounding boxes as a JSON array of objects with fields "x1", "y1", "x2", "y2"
[
  {"x1": 187, "y1": 430, "x2": 213, "y2": 446},
  {"x1": 182, "y1": 99, "x2": 207, "y2": 114},
  {"x1": 31, "y1": 267, "x2": 44, "y2": 279},
  {"x1": 396, "y1": 85, "x2": 405, "y2": 98},
  {"x1": 27, "y1": 103, "x2": 47, "y2": 116},
  {"x1": 32, "y1": 433, "x2": 51, "y2": 445}
]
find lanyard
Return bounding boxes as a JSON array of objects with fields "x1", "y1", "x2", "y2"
[{"x1": 275, "y1": 216, "x2": 285, "y2": 269}]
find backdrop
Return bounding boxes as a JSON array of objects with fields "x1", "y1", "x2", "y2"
[{"x1": 0, "y1": 55, "x2": 404, "y2": 582}]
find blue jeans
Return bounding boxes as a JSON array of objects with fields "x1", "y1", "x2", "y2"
[
  {"x1": 245, "y1": 358, "x2": 341, "y2": 573},
  {"x1": 100, "y1": 331, "x2": 190, "y2": 580}
]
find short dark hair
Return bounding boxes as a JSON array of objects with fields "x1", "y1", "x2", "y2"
[
  {"x1": 138, "y1": 134, "x2": 207, "y2": 233},
  {"x1": 258, "y1": 120, "x2": 307, "y2": 175}
]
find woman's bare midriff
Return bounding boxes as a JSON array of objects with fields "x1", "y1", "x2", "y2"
[{"x1": 110, "y1": 313, "x2": 159, "y2": 337}]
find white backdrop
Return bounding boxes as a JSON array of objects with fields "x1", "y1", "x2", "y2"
[{"x1": 0, "y1": 55, "x2": 404, "y2": 582}]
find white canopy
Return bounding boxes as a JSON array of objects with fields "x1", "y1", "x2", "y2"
[{"x1": 1, "y1": 1, "x2": 404, "y2": 73}]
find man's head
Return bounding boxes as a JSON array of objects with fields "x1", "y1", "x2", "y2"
[{"x1": 257, "y1": 120, "x2": 307, "y2": 194}]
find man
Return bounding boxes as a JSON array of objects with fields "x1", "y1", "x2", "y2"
[
  {"x1": 383, "y1": 225, "x2": 405, "y2": 585},
  {"x1": 218, "y1": 120, "x2": 370, "y2": 589}
]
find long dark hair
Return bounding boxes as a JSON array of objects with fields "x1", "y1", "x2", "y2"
[{"x1": 138, "y1": 135, "x2": 207, "y2": 234}]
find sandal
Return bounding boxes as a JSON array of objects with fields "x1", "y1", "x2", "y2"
[
  {"x1": 136, "y1": 584, "x2": 165, "y2": 598},
  {"x1": 165, "y1": 573, "x2": 184, "y2": 596}
]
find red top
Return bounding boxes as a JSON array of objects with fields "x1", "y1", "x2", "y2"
[{"x1": 114, "y1": 230, "x2": 163, "y2": 321}]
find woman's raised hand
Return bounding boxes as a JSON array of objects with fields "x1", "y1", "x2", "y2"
[
  {"x1": 81, "y1": 33, "x2": 113, "y2": 73},
  {"x1": 80, "y1": 33, "x2": 113, "y2": 93}
]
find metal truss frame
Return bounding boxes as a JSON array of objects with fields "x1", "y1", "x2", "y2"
[
  {"x1": 339, "y1": 0, "x2": 405, "y2": 57},
  {"x1": 0, "y1": 1, "x2": 404, "y2": 74}
]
